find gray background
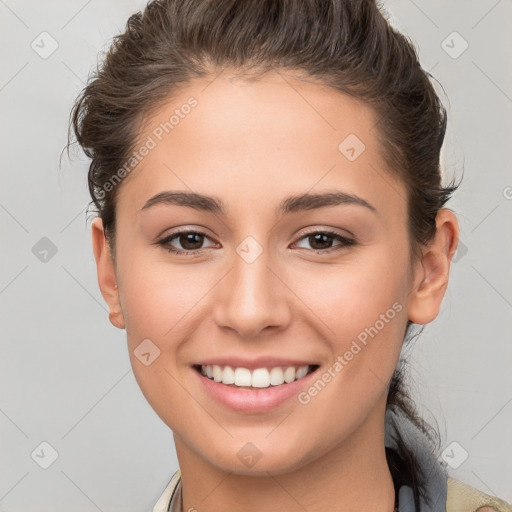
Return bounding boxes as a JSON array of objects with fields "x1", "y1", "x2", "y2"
[{"x1": 1, "y1": 0, "x2": 511, "y2": 510}]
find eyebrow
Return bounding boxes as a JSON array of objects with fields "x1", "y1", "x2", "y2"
[{"x1": 140, "y1": 190, "x2": 377, "y2": 216}]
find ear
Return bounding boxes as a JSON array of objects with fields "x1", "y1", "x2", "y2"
[
  {"x1": 91, "y1": 217, "x2": 125, "y2": 330},
  {"x1": 407, "y1": 208, "x2": 459, "y2": 325}
]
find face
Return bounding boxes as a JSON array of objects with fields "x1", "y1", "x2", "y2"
[{"x1": 92, "y1": 70, "x2": 453, "y2": 476}]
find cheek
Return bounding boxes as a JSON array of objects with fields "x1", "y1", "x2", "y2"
[
  {"x1": 287, "y1": 259, "x2": 408, "y2": 448},
  {"x1": 117, "y1": 253, "x2": 222, "y2": 405},
  {"x1": 116, "y1": 255, "x2": 213, "y2": 425},
  {"x1": 118, "y1": 252, "x2": 214, "y2": 339},
  {"x1": 290, "y1": 248, "x2": 409, "y2": 339},
  {"x1": 289, "y1": 247, "x2": 410, "y2": 397}
]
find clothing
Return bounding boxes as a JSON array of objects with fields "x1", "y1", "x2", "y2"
[{"x1": 152, "y1": 407, "x2": 512, "y2": 512}]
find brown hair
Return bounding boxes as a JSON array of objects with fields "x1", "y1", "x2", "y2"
[{"x1": 68, "y1": 0, "x2": 460, "y2": 505}]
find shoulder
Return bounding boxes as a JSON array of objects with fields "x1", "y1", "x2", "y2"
[{"x1": 447, "y1": 477, "x2": 512, "y2": 512}]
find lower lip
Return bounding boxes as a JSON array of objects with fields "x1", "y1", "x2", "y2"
[{"x1": 193, "y1": 366, "x2": 319, "y2": 413}]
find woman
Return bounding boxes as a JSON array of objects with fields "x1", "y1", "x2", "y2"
[{"x1": 69, "y1": 0, "x2": 512, "y2": 510}]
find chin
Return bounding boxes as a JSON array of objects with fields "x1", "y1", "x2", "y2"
[{"x1": 199, "y1": 436, "x2": 314, "y2": 477}]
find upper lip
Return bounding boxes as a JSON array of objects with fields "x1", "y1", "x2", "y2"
[{"x1": 194, "y1": 357, "x2": 319, "y2": 370}]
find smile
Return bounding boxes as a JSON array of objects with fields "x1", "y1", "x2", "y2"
[
  {"x1": 191, "y1": 360, "x2": 321, "y2": 413},
  {"x1": 195, "y1": 364, "x2": 318, "y2": 388}
]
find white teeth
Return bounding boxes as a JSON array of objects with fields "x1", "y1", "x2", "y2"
[
  {"x1": 222, "y1": 365, "x2": 235, "y2": 384},
  {"x1": 284, "y1": 367, "x2": 296, "y2": 383},
  {"x1": 295, "y1": 366, "x2": 308, "y2": 379},
  {"x1": 269, "y1": 367, "x2": 284, "y2": 385},
  {"x1": 251, "y1": 368, "x2": 270, "y2": 388},
  {"x1": 212, "y1": 365, "x2": 223, "y2": 382},
  {"x1": 234, "y1": 367, "x2": 252, "y2": 386},
  {"x1": 200, "y1": 364, "x2": 313, "y2": 388}
]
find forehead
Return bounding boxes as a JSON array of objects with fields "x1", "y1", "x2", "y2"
[{"x1": 116, "y1": 70, "x2": 406, "y2": 222}]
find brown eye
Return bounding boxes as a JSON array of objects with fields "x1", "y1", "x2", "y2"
[
  {"x1": 157, "y1": 230, "x2": 217, "y2": 255},
  {"x1": 308, "y1": 233, "x2": 335, "y2": 250},
  {"x1": 294, "y1": 231, "x2": 355, "y2": 253},
  {"x1": 177, "y1": 232, "x2": 204, "y2": 250}
]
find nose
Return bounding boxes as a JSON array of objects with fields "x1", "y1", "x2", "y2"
[{"x1": 213, "y1": 244, "x2": 292, "y2": 339}]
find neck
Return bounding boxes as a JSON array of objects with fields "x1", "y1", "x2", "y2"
[{"x1": 173, "y1": 401, "x2": 396, "y2": 512}]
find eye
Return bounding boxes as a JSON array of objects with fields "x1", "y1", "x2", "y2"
[
  {"x1": 155, "y1": 228, "x2": 356, "y2": 256},
  {"x1": 156, "y1": 230, "x2": 217, "y2": 255},
  {"x1": 292, "y1": 230, "x2": 356, "y2": 253}
]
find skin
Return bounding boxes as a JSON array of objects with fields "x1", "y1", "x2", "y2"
[{"x1": 91, "y1": 70, "x2": 458, "y2": 512}]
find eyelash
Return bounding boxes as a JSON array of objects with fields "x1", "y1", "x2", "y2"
[{"x1": 156, "y1": 229, "x2": 356, "y2": 256}]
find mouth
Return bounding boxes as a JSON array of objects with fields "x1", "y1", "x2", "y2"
[
  {"x1": 191, "y1": 362, "x2": 322, "y2": 413},
  {"x1": 192, "y1": 363, "x2": 320, "y2": 389}
]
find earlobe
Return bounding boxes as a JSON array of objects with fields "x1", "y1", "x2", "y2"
[
  {"x1": 407, "y1": 209, "x2": 459, "y2": 325},
  {"x1": 91, "y1": 217, "x2": 125, "y2": 330}
]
